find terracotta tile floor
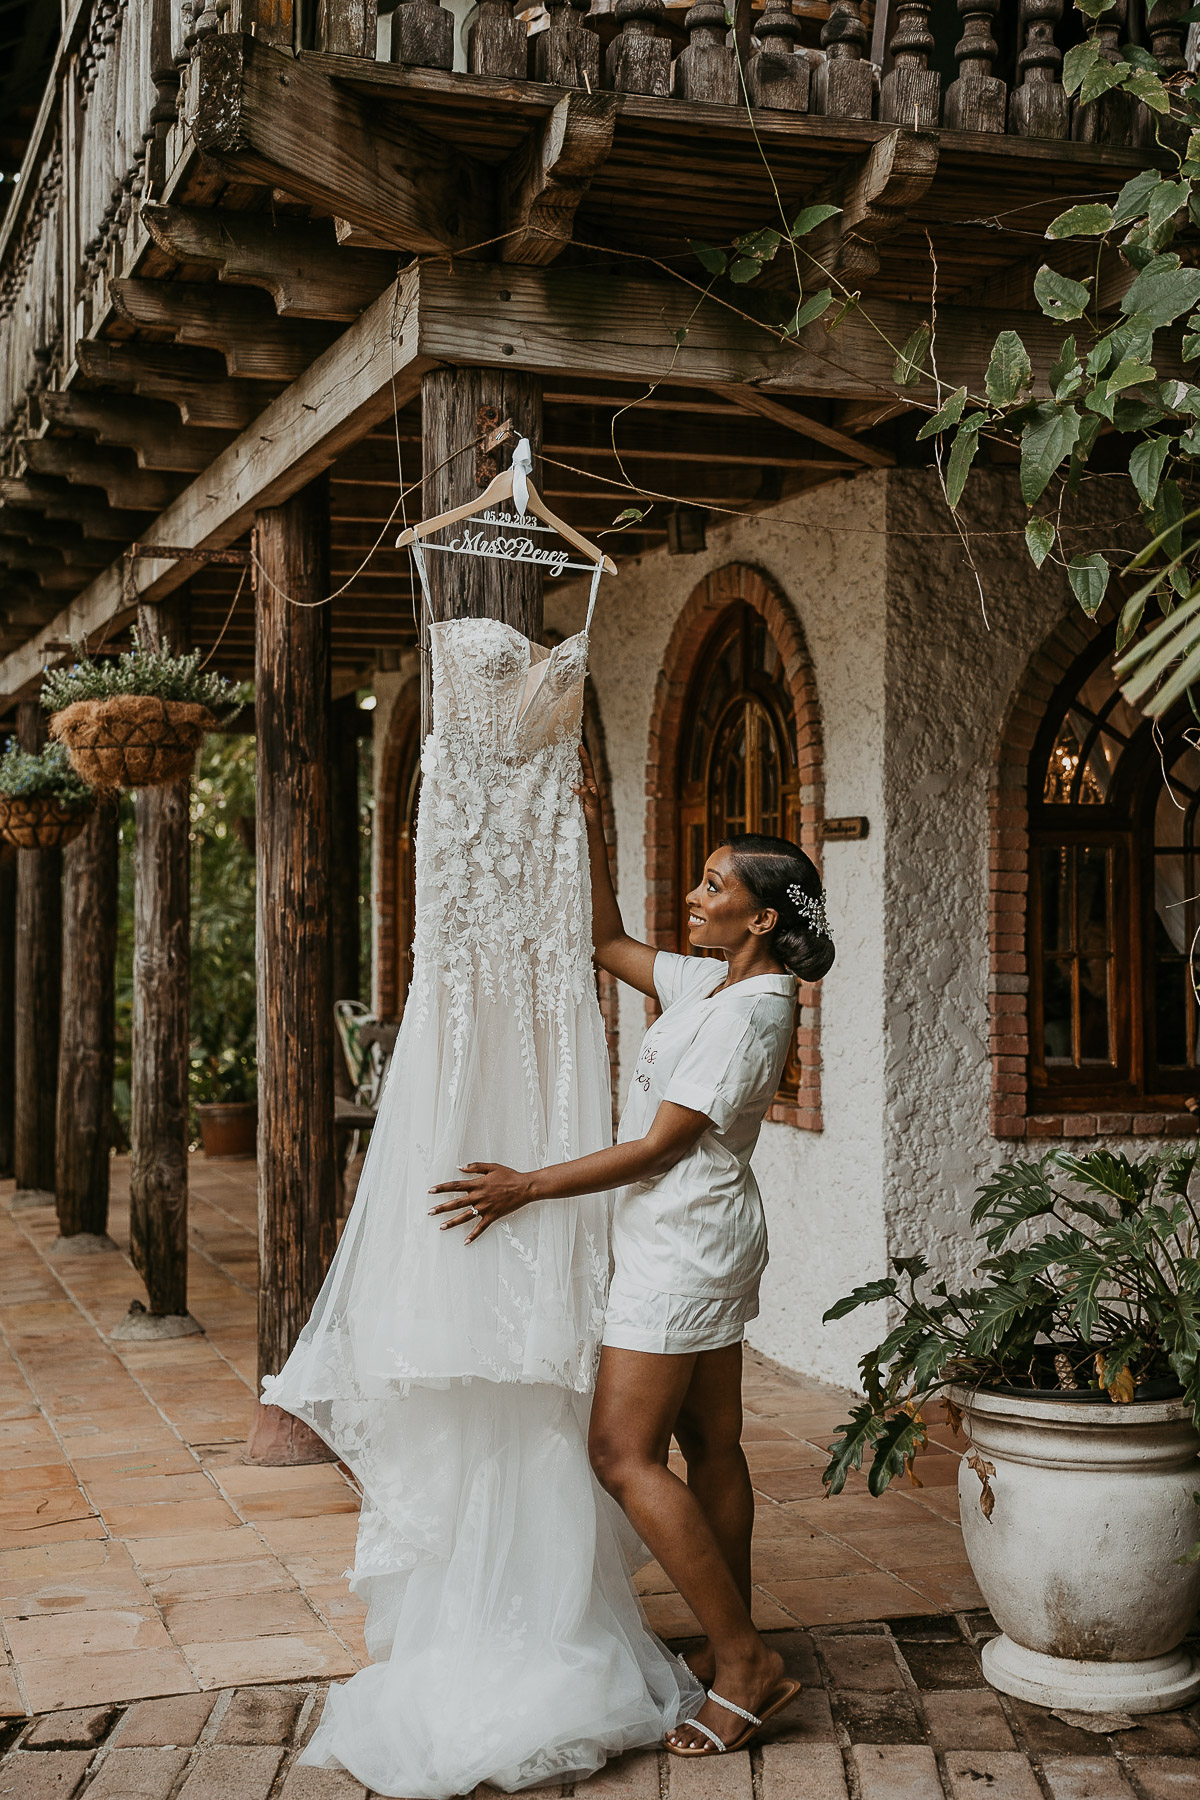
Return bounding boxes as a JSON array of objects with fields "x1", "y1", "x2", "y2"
[{"x1": 0, "y1": 1154, "x2": 985, "y2": 1725}]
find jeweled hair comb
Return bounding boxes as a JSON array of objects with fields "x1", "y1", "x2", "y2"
[{"x1": 787, "y1": 882, "x2": 831, "y2": 941}]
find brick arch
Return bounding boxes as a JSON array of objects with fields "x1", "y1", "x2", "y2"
[
  {"x1": 375, "y1": 672, "x2": 421, "y2": 1022},
  {"x1": 644, "y1": 562, "x2": 825, "y2": 1131},
  {"x1": 984, "y1": 597, "x2": 1193, "y2": 1140}
]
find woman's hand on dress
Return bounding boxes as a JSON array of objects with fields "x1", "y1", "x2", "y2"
[
  {"x1": 573, "y1": 745, "x2": 603, "y2": 829},
  {"x1": 427, "y1": 1165, "x2": 538, "y2": 1243}
]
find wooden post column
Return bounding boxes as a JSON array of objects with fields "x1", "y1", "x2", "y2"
[
  {"x1": 116, "y1": 597, "x2": 200, "y2": 1339},
  {"x1": 420, "y1": 366, "x2": 544, "y2": 635},
  {"x1": 246, "y1": 475, "x2": 338, "y2": 1467},
  {"x1": 55, "y1": 802, "x2": 119, "y2": 1246},
  {"x1": 13, "y1": 701, "x2": 61, "y2": 1205},
  {"x1": 0, "y1": 851, "x2": 15, "y2": 1179}
]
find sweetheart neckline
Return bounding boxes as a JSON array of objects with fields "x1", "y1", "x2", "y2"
[{"x1": 430, "y1": 617, "x2": 588, "y2": 659}]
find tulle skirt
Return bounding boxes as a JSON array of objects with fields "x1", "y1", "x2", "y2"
[{"x1": 263, "y1": 967, "x2": 700, "y2": 1795}]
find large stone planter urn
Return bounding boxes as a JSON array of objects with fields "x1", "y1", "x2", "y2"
[{"x1": 951, "y1": 1385, "x2": 1200, "y2": 1713}]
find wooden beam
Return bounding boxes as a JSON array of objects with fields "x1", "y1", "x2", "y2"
[
  {"x1": 0, "y1": 267, "x2": 429, "y2": 702},
  {"x1": 0, "y1": 509, "x2": 111, "y2": 565},
  {"x1": 0, "y1": 543, "x2": 87, "y2": 590},
  {"x1": 109, "y1": 281, "x2": 339, "y2": 380},
  {"x1": 409, "y1": 261, "x2": 1105, "y2": 400},
  {"x1": 139, "y1": 205, "x2": 400, "y2": 321},
  {"x1": 190, "y1": 33, "x2": 494, "y2": 256},
  {"x1": 20, "y1": 440, "x2": 184, "y2": 513},
  {"x1": 39, "y1": 393, "x2": 234, "y2": 473},
  {"x1": 0, "y1": 853, "x2": 14, "y2": 1179},
  {"x1": 0, "y1": 478, "x2": 149, "y2": 538},
  {"x1": 499, "y1": 91, "x2": 619, "y2": 267},
  {"x1": 75, "y1": 342, "x2": 269, "y2": 432},
  {"x1": 56, "y1": 804, "x2": 119, "y2": 1243},
  {"x1": 713, "y1": 386, "x2": 896, "y2": 467},
  {"x1": 789, "y1": 129, "x2": 940, "y2": 284}
]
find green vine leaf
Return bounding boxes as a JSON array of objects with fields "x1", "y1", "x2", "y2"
[
  {"x1": 1068, "y1": 552, "x2": 1111, "y2": 617},
  {"x1": 1113, "y1": 168, "x2": 1165, "y2": 229},
  {"x1": 1062, "y1": 39, "x2": 1101, "y2": 96},
  {"x1": 689, "y1": 240, "x2": 727, "y2": 276},
  {"x1": 1034, "y1": 266, "x2": 1092, "y2": 323},
  {"x1": 1126, "y1": 68, "x2": 1171, "y2": 114},
  {"x1": 985, "y1": 331, "x2": 1032, "y2": 406},
  {"x1": 1120, "y1": 254, "x2": 1200, "y2": 330},
  {"x1": 783, "y1": 287, "x2": 833, "y2": 335},
  {"x1": 1046, "y1": 203, "x2": 1114, "y2": 239},
  {"x1": 1019, "y1": 404, "x2": 1082, "y2": 504},
  {"x1": 946, "y1": 415, "x2": 988, "y2": 509},
  {"x1": 893, "y1": 323, "x2": 931, "y2": 388},
  {"x1": 1129, "y1": 434, "x2": 1172, "y2": 507},
  {"x1": 1025, "y1": 517, "x2": 1055, "y2": 568},
  {"x1": 790, "y1": 203, "x2": 841, "y2": 239},
  {"x1": 915, "y1": 386, "x2": 967, "y2": 440},
  {"x1": 1079, "y1": 57, "x2": 1128, "y2": 108}
]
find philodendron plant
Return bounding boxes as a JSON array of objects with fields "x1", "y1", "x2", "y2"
[{"x1": 822, "y1": 1148, "x2": 1200, "y2": 1504}]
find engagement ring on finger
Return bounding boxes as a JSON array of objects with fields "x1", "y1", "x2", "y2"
[{"x1": 469, "y1": 1205, "x2": 481, "y2": 1218}]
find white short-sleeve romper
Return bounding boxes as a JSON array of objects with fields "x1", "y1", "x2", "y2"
[{"x1": 602, "y1": 951, "x2": 798, "y2": 1357}]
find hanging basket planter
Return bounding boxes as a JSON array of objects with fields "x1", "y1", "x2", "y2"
[
  {"x1": 49, "y1": 696, "x2": 217, "y2": 790},
  {"x1": 0, "y1": 794, "x2": 94, "y2": 849}
]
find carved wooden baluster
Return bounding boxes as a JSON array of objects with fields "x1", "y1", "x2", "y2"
[
  {"x1": 316, "y1": 0, "x2": 377, "y2": 56},
  {"x1": 1138, "y1": 1, "x2": 1188, "y2": 147},
  {"x1": 944, "y1": 0, "x2": 1005, "y2": 131},
  {"x1": 745, "y1": 0, "x2": 810, "y2": 113},
  {"x1": 675, "y1": 0, "x2": 738, "y2": 102},
  {"x1": 1072, "y1": 0, "x2": 1134, "y2": 144},
  {"x1": 470, "y1": 0, "x2": 528, "y2": 77},
  {"x1": 606, "y1": 0, "x2": 672, "y2": 96},
  {"x1": 534, "y1": 0, "x2": 601, "y2": 88},
  {"x1": 814, "y1": 0, "x2": 873, "y2": 118},
  {"x1": 1009, "y1": 0, "x2": 1068, "y2": 138},
  {"x1": 879, "y1": 0, "x2": 941, "y2": 127},
  {"x1": 392, "y1": 0, "x2": 454, "y2": 70}
]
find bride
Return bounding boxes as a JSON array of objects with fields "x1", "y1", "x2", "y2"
[{"x1": 262, "y1": 553, "x2": 701, "y2": 1797}]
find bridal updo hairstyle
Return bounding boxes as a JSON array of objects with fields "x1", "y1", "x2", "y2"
[{"x1": 721, "y1": 833, "x2": 835, "y2": 982}]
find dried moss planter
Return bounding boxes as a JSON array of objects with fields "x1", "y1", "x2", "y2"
[
  {"x1": 50, "y1": 696, "x2": 216, "y2": 790},
  {"x1": 0, "y1": 794, "x2": 93, "y2": 849}
]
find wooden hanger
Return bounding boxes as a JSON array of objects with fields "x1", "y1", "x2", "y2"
[{"x1": 396, "y1": 462, "x2": 617, "y2": 576}]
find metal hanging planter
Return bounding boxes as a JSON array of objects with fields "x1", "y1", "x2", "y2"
[
  {"x1": 48, "y1": 696, "x2": 217, "y2": 790},
  {"x1": 0, "y1": 794, "x2": 94, "y2": 849}
]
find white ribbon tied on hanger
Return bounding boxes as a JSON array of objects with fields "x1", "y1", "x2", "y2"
[{"x1": 512, "y1": 437, "x2": 533, "y2": 519}]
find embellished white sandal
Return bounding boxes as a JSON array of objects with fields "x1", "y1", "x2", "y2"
[{"x1": 665, "y1": 1678, "x2": 803, "y2": 1756}]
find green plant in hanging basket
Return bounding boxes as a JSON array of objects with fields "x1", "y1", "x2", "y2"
[
  {"x1": 0, "y1": 740, "x2": 95, "y2": 848},
  {"x1": 41, "y1": 635, "x2": 239, "y2": 791}
]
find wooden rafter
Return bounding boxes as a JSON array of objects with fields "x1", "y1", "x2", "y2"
[
  {"x1": 74, "y1": 342, "x2": 269, "y2": 432},
  {"x1": 38, "y1": 393, "x2": 234, "y2": 473},
  {"x1": 139, "y1": 205, "x2": 401, "y2": 321},
  {"x1": 19, "y1": 441, "x2": 184, "y2": 513},
  {"x1": 108, "y1": 281, "x2": 339, "y2": 381},
  {"x1": 190, "y1": 34, "x2": 494, "y2": 257},
  {"x1": 499, "y1": 91, "x2": 619, "y2": 267}
]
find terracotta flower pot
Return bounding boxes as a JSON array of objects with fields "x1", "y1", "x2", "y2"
[
  {"x1": 0, "y1": 794, "x2": 93, "y2": 849},
  {"x1": 950, "y1": 1383, "x2": 1200, "y2": 1714},
  {"x1": 197, "y1": 1100, "x2": 258, "y2": 1160},
  {"x1": 50, "y1": 696, "x2": 215, "y2": 789}
]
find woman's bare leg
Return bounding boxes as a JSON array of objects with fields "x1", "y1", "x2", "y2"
[
  {"x1": 672, "y1": 1343, "x2": 755, "y2": 1685},
  {"x1": 589, "y1": 1344, "x2": 783, "y2": 1751}
]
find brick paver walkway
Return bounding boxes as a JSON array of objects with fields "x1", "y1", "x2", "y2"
[
  {"x1": 1, "y1": 1157, "x2": 1197, "y2": 1797},
  {"x1": 2, "y1": 1614, "x2": 1198, "y2": 1799}
]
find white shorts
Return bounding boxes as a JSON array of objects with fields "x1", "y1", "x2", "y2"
[{"x1": 601, "y1": 1276, "x2": 759, "y2": 1357}]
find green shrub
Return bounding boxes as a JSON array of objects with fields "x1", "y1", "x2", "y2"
[
  {"x1": 40, "y1": 633, "x2": 238, "y2": 714},
  {"x1": 0, "y1": 740, "x2": 93, "y2": 808}
]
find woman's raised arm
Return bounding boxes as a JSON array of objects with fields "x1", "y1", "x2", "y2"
[{"x1": 576, "y1": 745, "x2": 659, "y2": 999}]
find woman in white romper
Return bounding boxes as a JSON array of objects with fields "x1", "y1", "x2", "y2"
[{"x1": 431, "y1": 748, "x2": 834, "y2": 1759}]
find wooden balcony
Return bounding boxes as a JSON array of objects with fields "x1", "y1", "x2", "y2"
[{"x1": 0, "y1": 0, "x2": 1189, "y2": 689}]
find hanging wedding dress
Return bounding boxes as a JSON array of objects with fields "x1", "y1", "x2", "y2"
[{"x1": 262, "y1": 544, "x2": 699, "y2": 1798}]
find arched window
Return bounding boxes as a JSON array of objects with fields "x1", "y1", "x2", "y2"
[
  {"x1": 679, "y1": 602, "x2": 802, "y2": 1098},
  {"x1": 679, "y1": 603, "x2": 801, "y2": 904},
  {"x1": 1029, "y1": 624, "x2": 1200, "y2": 1109}
]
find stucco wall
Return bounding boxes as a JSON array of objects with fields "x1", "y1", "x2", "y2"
[{"x1": 544, "y1": 480, "x2": 891, "y2": 1389}]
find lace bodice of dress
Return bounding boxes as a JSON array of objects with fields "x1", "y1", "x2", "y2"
[{"x1": 411, "y1": 618, "x2": 594, "y2": 1161}]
